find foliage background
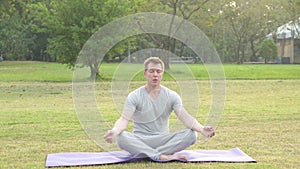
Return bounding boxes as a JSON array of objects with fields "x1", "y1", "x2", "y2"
[{"x1": 1, "y1": 0, "x2": 300, "y2": 66}]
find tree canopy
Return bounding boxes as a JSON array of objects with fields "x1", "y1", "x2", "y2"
[{"x1": 1, "y1": 0, "x2": 299, "y2": 76}]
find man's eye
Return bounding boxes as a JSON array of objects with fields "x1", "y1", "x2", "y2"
[{"x1": 147, "y1": 69, "x2": 162, "y2": 73}]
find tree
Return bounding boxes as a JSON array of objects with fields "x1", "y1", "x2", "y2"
[
  {"x1": 162, "y1": 0, "x2": 210, "y2": 67},
  {"x1": 220, "y1": 1, "x2": 246, "y2": 63},
  {"x1": 259, "y1": 38, "x2": 278, "y2": 63},
  {"x1": 0, "y1": 0, "x2": 34, "y2": 60},
  {"x1": 29, "y1": 0, "x2": 133, "y2": 77},
  {"x1": 193, "y1": 0, "x2": 285, "y2": 63},
  {"x1": 131, "y1": 0, "x2": 210, "y2": 69}
]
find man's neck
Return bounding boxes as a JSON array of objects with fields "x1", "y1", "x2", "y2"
[{"x1": 145, "y1": 84, "x2": 161, "y2": 99}]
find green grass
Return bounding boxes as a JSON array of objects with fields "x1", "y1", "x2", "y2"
[
  {"x1": 220, "y1": 64, "x2": 300, "y2": 80},
  {"x1": 99, "y1": 63, "x2": 300, "y2": 81},
  {"x1": 1, "y1": 61, "x2": 299, "y2": 82},
  {"x1": 0, "y1": 61, "x2": 299, "y2": 169},
  {"x1": 0, "y1": 61, "x2": 73, "y2": 82}
]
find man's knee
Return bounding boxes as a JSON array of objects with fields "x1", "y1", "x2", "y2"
[
  {"x1": 185, "y1": 129, "x2": 197, "y2": 145},
  {"x1": 116, "y1": 131, "x2": 130, "y2": 149}
]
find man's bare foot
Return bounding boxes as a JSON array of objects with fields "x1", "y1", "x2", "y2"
[{"x1": 159, "y1": 154, "x2": 188, "y2": 161}]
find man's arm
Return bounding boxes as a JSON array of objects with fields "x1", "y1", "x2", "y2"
[
  {"x1": 175, "y1": 107, "x2": 215, "y2": 138},
  {"x1": 104, "y1": 110, "x2": 133, "y2": 143}
]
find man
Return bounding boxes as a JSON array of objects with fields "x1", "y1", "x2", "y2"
[{"x1": 104, "y1": 57, "x2": 215, "y2": 161}]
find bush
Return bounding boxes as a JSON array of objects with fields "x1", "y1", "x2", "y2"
[{"x1": 259, "y1": 38, "x2": 278, "y2": 63}]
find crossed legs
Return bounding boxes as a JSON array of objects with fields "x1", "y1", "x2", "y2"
[{"x1": 116, "y1": 129, "x2": 197, "y2": 161}]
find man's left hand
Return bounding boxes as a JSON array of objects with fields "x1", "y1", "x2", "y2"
[{"x1": 200, "y1": 126, "x2": 215, "y2": 138}]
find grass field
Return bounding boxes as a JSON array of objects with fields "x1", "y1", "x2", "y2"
[{"x1": 0, "y1": 61, "x2": 299, "y2": 169}]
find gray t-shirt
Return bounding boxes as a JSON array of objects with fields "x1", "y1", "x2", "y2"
[{"x1": 123, "y1": 85, "x2": 182, "y2": 135}]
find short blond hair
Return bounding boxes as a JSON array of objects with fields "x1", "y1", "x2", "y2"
[{"x1": 144, "y1": 57, "x2": 165, "y2": 71}]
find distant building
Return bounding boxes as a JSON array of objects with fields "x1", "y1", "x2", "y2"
[{"x1": 267, "y1": 18, "x2": 300, "y2": 64}]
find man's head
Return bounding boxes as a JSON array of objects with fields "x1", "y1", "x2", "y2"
[
  {"x1": 144, "y1": 57, "x2": 164, "y2": 71},
  {"x1": 143, "y1": 57, "x2": 164, "y2": 87}
]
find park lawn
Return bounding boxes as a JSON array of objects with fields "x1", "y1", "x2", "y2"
[
  {"x1": 99, "y1": 62, "x2": 300, "y2": 80},
  {"x1": 1, "y1": 61, "x2": 300, "y2": 81},
  {"x1": 0, "y1": 61, "x2": 299, "y2": 168},
  {"x1": 0, "y1": 61, "x2": 73, "y2": 82}
]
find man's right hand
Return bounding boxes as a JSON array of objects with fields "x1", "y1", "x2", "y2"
[
  {"x1": 103, "y1": 116, "x2": 130, "y2": 143},
  {"x1": 104, "y1": 130, "x2": 116, "y2": 143}
]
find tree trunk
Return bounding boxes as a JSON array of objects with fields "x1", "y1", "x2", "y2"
[
  {"x1": 236, "y1": 42, "x2": 241, "y2": 64},
  {"x1": 89, "y1": 62, "x2": 100, "y2": 79},
  {"x1": 249, "y1": 39, "x2": 257, "y2": 61},
  {"x1": 240, "y1": 45, "x2": 245, "y2": 64}
]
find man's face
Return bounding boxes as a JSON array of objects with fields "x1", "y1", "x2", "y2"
[{"x1": 144, "y1": 62, "x2": 163, "y2": 86}]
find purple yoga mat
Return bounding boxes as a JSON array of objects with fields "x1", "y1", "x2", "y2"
[{"x1": 45, "y1": 147, "x2": 256, "y2": 167}]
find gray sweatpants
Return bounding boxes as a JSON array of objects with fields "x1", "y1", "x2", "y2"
[{"x1": 116, "y1": 129, "x2": 197, "y2": 160}]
